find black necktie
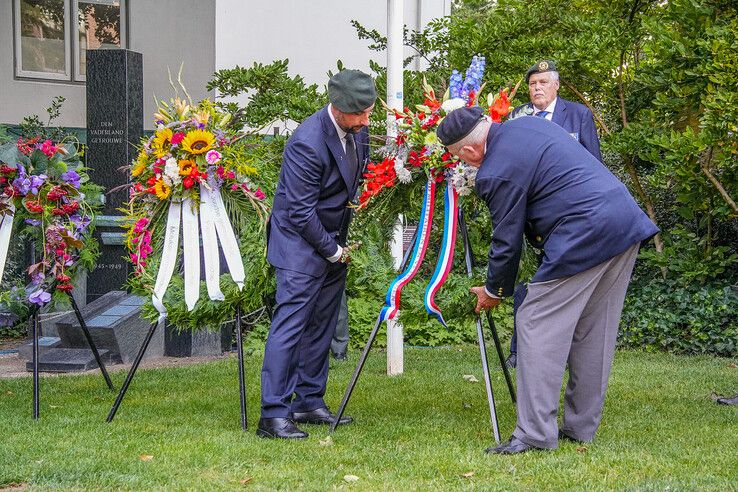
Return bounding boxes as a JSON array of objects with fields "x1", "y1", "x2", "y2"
[{"x1": 344, "y1": 133, "x2": 359, "y2": 188}]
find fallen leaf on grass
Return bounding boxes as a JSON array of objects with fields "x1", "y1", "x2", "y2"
[
  {"x1": 576, "y1": 446, "x2": 588, "y2": 453},
  {"x1": 319, "y1": 436, "x2": 333, "y2": 446},
  {"x1": 0, "y1": 483, "x2": 28, "y2": 490},
  {"x1": 139, "y1": 455, "x2": 154, "y2": 462},
  {"x1": 240, "y1": 477, "x2": 253, "y2": 485},
  {"x1": 463, "y1": 374, "x2": 479, "y2": 383},
  {"x1": 5, "y1": 391, "x2": 13, "y2": 396},
  {"x1": 462, "y1": 402, "x2": 472, "y2": 409},
  {"x1": 49, "y1": 405, "x2": 59, "y2": 409},
  {"x1": 461, "y1": 471, "x2": 475, "y2": 478},
  {"x1": 728, "y1": 363, "x2": 737, "y2": 369},
  {"x1": 343, "y1": 475, "x2": 360, "y2": 482}
]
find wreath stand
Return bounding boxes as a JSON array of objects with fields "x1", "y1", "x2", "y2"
[
  {"x1": 106, "y1": 306, "x2": 249, "y2": 431},
  {"x1": 330, "y1": 207, "x2": 516, "y2": 443},
  {"x1": 28, "y1": 284, "x2": 115, "y2": 419}
]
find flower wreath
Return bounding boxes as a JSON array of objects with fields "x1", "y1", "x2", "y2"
[
  {"x1": 0, "y1": 136, "x2": 102, "y2": 326},
  {"x1": 125, "y1": 95, "x2": 269, "y2": 329},
  {"x1": 357, "y1": 56, "x2": 520, "y2": 326}
]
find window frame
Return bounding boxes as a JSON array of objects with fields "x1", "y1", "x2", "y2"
[
  {"x1": 71, "y1": 0, "x2": 128, "y2": 82},
  {"x1": 13, "y1": 0, "x2": 73, "y2": 81},
  {"x1": 13, "y1": 0, "x2": 128, "y2": 83}
]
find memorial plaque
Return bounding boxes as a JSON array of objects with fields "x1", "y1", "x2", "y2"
[{"x1": 85, "y1": 49, "x2": 143, "y2": 302}]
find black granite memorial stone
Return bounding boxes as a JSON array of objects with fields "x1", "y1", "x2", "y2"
[{"x1": 86, "y1": 49, "x2": 143, "y2": 302}]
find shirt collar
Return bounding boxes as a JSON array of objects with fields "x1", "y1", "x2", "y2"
[
  {"x1": 327, "y1": 104, "x2": 348, "y2": 141},
  {"x1": 537, "y1": 97, "x2": 558, "y2": 115}
]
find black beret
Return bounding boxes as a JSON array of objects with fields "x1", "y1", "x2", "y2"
[
  {"x1": 437, "y1": 106, "x2": 485, "y2": 147},
  {"x1": 525, "y1": 60, "x2": 558, "y2": 83},
  {"x1": 328, "y1": 70, "x2": 377, "y2": 113}
]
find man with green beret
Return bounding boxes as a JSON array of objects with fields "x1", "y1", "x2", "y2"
[{"x1": 258, "y1": 70, "x2": 375, "y2": 439}]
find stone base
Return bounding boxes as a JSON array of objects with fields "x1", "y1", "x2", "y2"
[
  {"x1": 18, "y1": 337, "x2": 62, "y2": 360},
  {"x1": 25, "y1": 347, "x2": 112, "y2": 372}
]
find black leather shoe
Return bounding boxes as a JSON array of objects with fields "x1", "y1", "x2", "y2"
[
  {"x1": 256, "y1": 418, "x2": 308, "y2": 439},
  {"x1": 558, "y1": 429, "x2": 587, "y2": 443},
  {"x1": 293, "y1": 407, "x2": 353, "y2": 425},
  {"x1": 716, "y1": 394, "x2": 738, "y2": 405},
  {"x1": 485, "y1": 436, "x2": 544, "y2": 455},
  {"x1": 505, "y1": 353, "x2": 517, "y2": 369},
  {"x1": 333, "y1": 352, "x2": 348, "y2": 361}
]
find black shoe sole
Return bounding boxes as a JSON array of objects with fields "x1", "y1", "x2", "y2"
[{"x1": 256, "y1": 428, "x2": 308, "y2": 439}]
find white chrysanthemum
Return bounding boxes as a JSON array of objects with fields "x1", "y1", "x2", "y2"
[
  {"x1": 441, "y1": 98, "x2": 467, "y2": 113},
  {"x1": 394, "y1": 158, "x2": 413, "y2": 184},
  {"x1": 164, "y1": 157, "x2": 182, "y2": 185}
]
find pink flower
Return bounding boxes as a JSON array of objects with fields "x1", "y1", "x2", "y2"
[
  {"x1": 171, "y1": 132, "x2": 185, "y2": 145},
  {"x1": 206, "y1": 150, "x2": 222, "y2": 165},
  {"x1": 254, "y1": 188, "x2": 266, "y2": 200},
  {"x1": 38, "y1": 140, "x2": 57, "y2": 157}
]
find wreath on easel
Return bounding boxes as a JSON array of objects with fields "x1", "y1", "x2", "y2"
[
  {"x1": 124, "y1": 88, "x2": 270, "y2": 330},
  {"x1": 0, "y1": 135, "x2": 102, "y2": 324}
]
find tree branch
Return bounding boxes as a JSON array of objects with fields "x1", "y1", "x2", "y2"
[
  {"x1": 701, "y1": 147, "x2": 738, "y2": 215},
  {"x1": 562, "y1": 80, "x2": 611, "y2": 135}
]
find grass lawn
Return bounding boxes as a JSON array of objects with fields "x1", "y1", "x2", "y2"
[{"x1": 0, "y1": 347, "x2": 736, "y2": 491}]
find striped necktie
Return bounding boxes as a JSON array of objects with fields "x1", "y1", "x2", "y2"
[{"x1": 535, "y1": 110, "x2": 550, "y2": 119}]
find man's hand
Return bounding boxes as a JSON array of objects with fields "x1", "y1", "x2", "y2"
[
  {"x1": 339, "y1": 241, "x2": 362, "y2": 264},
  {"x1": 470, "y1": 286, "x2": 502, "y2": 313}
]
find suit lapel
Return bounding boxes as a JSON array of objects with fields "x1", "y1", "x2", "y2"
[
  {"x1": 320, "y1": 107, "x2": 354, "y2": 190},
  {"x1": 552, "y1": 98, "x2": 567, "y2": 126}
]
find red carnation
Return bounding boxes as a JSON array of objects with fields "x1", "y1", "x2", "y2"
[
  {"x1": 171, "y1": 132, "x2": 185, "y2": 145},
  {"x1": 183, "y1": 176, "x2": 195, "y2": 189}
]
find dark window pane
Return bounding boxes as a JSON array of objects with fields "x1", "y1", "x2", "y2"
[{"x1": 19, "y1": 0, "x2": 67, "y2": 75}]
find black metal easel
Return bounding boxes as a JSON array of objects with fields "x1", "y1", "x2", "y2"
[
  {"x1": 330, "y1": 207, "x2": 516, "y2": 443},
  {"x1": 106, "y1": 306, "x2": 249, "y2": 430},
  {"x1": 30, "y1": 292, "x2": 115, "y2": 420}
]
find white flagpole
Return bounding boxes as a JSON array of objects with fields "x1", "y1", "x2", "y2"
[{"x1": 386, "y1": 0, "x2": 404, "y2": 376}]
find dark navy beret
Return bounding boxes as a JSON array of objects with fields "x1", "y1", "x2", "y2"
[
  {"x1": 436, "y1": 106, "x2": 485, "y2": 147},
  {"x1": 525, "y1": 60, "x2": 558, "y2": 83},
  {"x1": 328, "y1": 70, "x2": 377, "y2": 113}
]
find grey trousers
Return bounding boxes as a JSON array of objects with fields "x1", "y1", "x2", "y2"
[
  {"x1": 513, "y1": 243, "x2": 639, "y2": 449},
  {"x1": 331, "y1": 290, "x2": 349, "y2": 356}
]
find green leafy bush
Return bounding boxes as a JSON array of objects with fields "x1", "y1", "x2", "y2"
[{"x1": 620, "y1": 275, "x2": 738, "y2": 356}]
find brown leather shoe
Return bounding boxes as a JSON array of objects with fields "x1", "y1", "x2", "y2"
[{"x1": 292, "y1": 407, "x2": 353, "y2": 425}]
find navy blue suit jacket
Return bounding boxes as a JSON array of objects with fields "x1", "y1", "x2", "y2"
[
  {"x1": 267, "y1": 106, "x2": 369, "y2": 277},
  {"x1": 475, "y1": 117, "x2": 658, "y2": 298},
  {"x1": 512, "y1": 97, "x2": 602, "y2": 162}
]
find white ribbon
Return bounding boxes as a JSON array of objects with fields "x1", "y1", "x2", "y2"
[
  {"x1": 207, "y1": 185, "x2": 245, "y2": 290},
  {"x1": 181, "y1": 197, "x2": 200, "y2": 311},
  {"x1": 199, "y1": 186, "x2": 225, "y2": 301},
  {"x1": 0, "y1": 204, "x2": 15, "y2": 282},
  {"x1": 152, "y1": 201, "x2": 182, "y2": 321}
]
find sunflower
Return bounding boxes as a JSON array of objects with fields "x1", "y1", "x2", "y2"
[
  {"x1": 131, "y1": 150, "x2": 148, "y2": 177},
  {"x1": 181, "y1": 129, "x2": 215, "y2": 155},
  {"x1": 154, "y1": 179, "x2": 171, "y2": 200},
  {"x1": 178, "y1": 159, "x2": 196, "y2": 176},
  {"x1": 152, "y1": 128, "x2": 173, "y2": 158}
]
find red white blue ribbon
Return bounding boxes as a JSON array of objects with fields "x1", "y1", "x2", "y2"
[
  {"x1": 379, "y1": 177, "x2": 436, "y2": 322},
  {"x1": 424, "y1": 185, "x2": 459, "y2": 326}
]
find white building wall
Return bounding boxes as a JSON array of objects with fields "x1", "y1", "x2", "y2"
[{"x1": 215, "y1": 0, "x2": 451, "y2": 119}]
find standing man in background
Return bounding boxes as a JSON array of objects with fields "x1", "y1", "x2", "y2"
[
  {"x1": 258, "y1": 70, "x2": 375, "y2": 439},
  {"x1": 506, "y1": 59, "x2": 604, "y2": 368}
]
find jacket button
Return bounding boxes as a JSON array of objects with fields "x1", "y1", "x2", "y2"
[{"x1": 536, "y1": 236, "x2": 542, "y2": 242}]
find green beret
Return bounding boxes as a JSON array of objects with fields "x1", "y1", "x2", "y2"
[
  {"x1": 525, "y1": 60, "x2": 557, "y2": 83},
  {"x1": 328, "y1": 70, "x2": 377, "y2": 113}
]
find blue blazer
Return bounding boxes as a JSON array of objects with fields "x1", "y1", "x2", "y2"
[
  {"x1": 512, "y1": 97, "x2": 602, "y2": 162},
  {"x1": 267, "y1": 106, "x2": 369, "y2": 277},
  {"x1": 475, "y1": 116, "x2": 658, "y2": 298}
]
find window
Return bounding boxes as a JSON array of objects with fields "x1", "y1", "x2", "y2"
[{"x1": 13, "y1": 0, "x2": 127, "y2": 82}]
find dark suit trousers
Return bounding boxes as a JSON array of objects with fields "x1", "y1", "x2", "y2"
[{"x1": 260, "y1": 262, "x2": 347, "y2": 418}]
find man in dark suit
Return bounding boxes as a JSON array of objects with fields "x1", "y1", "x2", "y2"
[
  {"x1": 258, "y1": 70, "x2": 375, "y2": 439},
  {"x1": 506, "y1": 60, "x2": 604, "y2": 369},
  {"x1": 437, "y1": 107, "x2": 658, "y2": 454}
]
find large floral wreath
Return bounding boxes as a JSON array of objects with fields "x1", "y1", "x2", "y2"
[
  {"x1": 355, "y1": 56, "x2": 520, "y2": 326},
  {"x1": 0, "y1": 136, "x2": 102, "y2": 326},
  {"x1": 125, "y1": 95, "x2": 269, "y2": 329}
]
